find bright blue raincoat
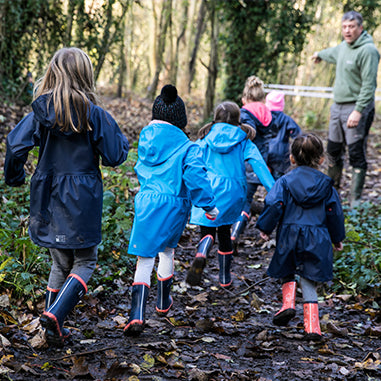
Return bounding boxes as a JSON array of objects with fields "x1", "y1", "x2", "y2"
[
  {"x1": 256, "y1": 166, "x2": 345, "y2": 282},
  {"x1": 128, "y1": 122, "x2": 216, "y2": 258},
  {"x1": 4, "y1": 94, "x2": 129, "y2": 249},
  {"x1": 190, "y1": 123, "x2": 274, "y2": 227}
]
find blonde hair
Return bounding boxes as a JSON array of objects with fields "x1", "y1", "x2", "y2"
[
  {"x1": 198, "y1": 101, "x2": 256, "y2": 140},
  {"x1": 242, "y1": 75, "x2": 265, "y2": 103},
  {"x1": 34, "y1": 47, "x2": 98, "y2": 133}
]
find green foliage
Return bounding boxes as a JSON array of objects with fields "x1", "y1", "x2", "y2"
[
  {"x1": 218, "y1": 0, "x2": 318, "y2": 103},
  {"x1": 0, "y1": 0, "x2": 129, "y2": 103},
  {"x1": 333, "y1": 202, "x2": 381, "y2": 296},
  {"x1": 0, "y1": 149, "x2": 139, "y2": 299},
  {"x1": 0, "y1": 176, "x2": 49, "y2": 299}
]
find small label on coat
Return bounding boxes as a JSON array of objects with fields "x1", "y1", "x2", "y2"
[{"x1": 55, "y1": 235, "x2": 66, "y2": 243}]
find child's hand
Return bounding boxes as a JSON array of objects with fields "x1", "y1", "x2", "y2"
[
  {"x1": 333, "y1": 242, "x2": 343, "y2": 251},
  {"x1": 260, "y1": 231, "x2": 270, "y2": 241},
  {"x1": 205, "y1": 207, "x2": 219, "y2": 221}
]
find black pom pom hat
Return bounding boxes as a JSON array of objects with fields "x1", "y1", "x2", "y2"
[{"x1": 152, "y1": 84, "x2": 187, "y2": 129}]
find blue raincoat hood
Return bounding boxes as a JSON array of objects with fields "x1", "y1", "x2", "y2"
[
  {"x1": 285, "y1": 166, "x2": 333, "y2": 208},
  {"x1": 138, "y1": 122, "x2": 190, "y2": 166},
  {"x1": 203, "y1": 123, "x2": 247, "y2": 154}
]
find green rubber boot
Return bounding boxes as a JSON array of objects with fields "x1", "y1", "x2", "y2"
[{"x1": 350, "y1": 168, "x2": 366, "y2": 209}]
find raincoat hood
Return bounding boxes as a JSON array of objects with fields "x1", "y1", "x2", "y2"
[
  {"x1": 348, "y1": 30, "x2": 374, "y2": 49},
  {"x1": 242, "y1": 102, "x2": 272, "y2": 127},
  {"x1": 285, "y1": 166, "x2": 333, "y2": 208},
  {"x1": 203, "y1": 122, "x2": 247, "y2": 154},
  {"x1": 138, "y1": 122, "x2": 190, "y2": 166},
  {"x1": 32, "y1": 94, "x2": 86, "y2": 137}
]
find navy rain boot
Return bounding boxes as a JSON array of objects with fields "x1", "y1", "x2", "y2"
[
  {"x1": 186, "y1": 235, "x2": 214, "y2": 286},
  {"x1": 40, "y1": 274, "x2": 87, "y2": 347},
  {"x1": 218, "y1": 251, "x2": 233, "y2": 287},
  {"x1": 156, "y1": 274, "x2": 173, "y2": 316},
  {"x1": 231, "y1": 211, "x2": 250, "y2": 255},
  {"x1": 124, "y1": 283, "x2": 150, "y2": 336},
  {"x1": 45, "y1": 287, "x2": 59, "y2": 310}
]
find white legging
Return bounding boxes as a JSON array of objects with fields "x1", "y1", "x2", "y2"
[{"x1": 134, "y1": 247, "x2": 174, "y2": 285}]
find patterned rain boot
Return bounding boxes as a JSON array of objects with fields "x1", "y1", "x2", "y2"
[
  {"x1": 40, "y1": 274, "x2": 87, "y2": 347},
  {"x1": 44, "y1": 287, "x2": 71, "y2": 339},
  {"x1": 218, "y1": 250, "x2": 233, "y2": 287},
  {"x1": 303, "y1": 302, "x2": 322, "y2": 341},
  {"x1": 45, "y1": 287, "x2": 59, "y2": 310},
  {"x1": 124, "y1": 283, "x2": 150, "y2": 336},
  {"x1": 273, "y1": 281, "x2": 297, "y2": 326},
  {"x1": 156, "y1": 274, "x2": 173, "y2": 316},
  {"x1": 231, "y1": 211, "x2": 250, "y2": 255},
  {"x1": 186, "y1": 235, "x2": 214, "y2": 286}
]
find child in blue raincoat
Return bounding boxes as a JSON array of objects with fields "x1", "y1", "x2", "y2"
[
  {"x1": 4, "y1": 47, "x2": 129, "y2": 347},
  {"x1": 265, "y1": 90, "x2": 302, "y2": 179},
  {"x1": 186, "y1": 101, "x2": 274, "y2": 288},
  {"x1": 231, "y1": 75, "x2": 276, "y2": 250},
  {"x1": 124, "y1": 85, "x2": 218, "y2": 336},
  {"x1": 256, "y1": 133, "x2": 345, "y2": 341}
]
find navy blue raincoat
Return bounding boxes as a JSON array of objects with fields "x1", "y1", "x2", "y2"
[
  {"x1": 256, "y1": 166, "x2": 345, "y2": 282},
  {"x1": 128, "y1": 121, "x2": 216, "y2": 258},
  {"x1": 4, "y1": 94, "x2": 129, "y2": 249},
  {"x1": 190, "y1": 123, "x2": 274, "y2": 227},
  {"x1": 267, "y1": 111, "x2": 301, "y2": 177}
]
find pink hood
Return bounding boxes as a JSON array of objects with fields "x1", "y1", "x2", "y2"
[{"x1": 242, "y1": 102, "x2": 272, "y2": 127}]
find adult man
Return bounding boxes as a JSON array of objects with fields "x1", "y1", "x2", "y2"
[{"x1": 312, "y1": 11, "x2": 379, "y2": 207}]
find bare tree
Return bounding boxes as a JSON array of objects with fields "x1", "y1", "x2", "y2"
[
  {"x1": 203, "y1": 0, "x2": 219, "y2": 119},
  {"x1": 188, "y1": 0, "x2": 206, "y2": 93},
  {"x1": 147, "y1": 0, "x2": 172, "y2": 100}
]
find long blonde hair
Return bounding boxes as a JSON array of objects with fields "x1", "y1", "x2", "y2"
[
  {"x1": 198, "y1": 101, "x2": 256, "y2": 140},
  {"x1": 34, "y1": 47, "x2": 98, "y2": 133},
  {"x1": 242, "y1": 75, "x2": 265, "y2": 103}
]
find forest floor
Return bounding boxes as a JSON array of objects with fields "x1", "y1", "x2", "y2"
[{"x1": 0, "y1": 96, "x2": 381, "y2": 380}]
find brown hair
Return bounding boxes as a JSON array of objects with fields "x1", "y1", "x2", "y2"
[
  {"x1": 242, "y1": 75, "x2": 265, "y2": 103},
  {"x1": 291, "y1": 133, "x2": 324, "y2": 168},
  {"x1": 198, "y1": 101, "x2": 256, "y2": 140},
  {"x1": 34, "y1": 47, "x2": 98, "y2": 133}
]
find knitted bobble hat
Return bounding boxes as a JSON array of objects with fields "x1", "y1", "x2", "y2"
[
  {"x1": 152, "y1": 84, "x2": 187, "y2": 129},
  {"x1": 265, "y1": 90, "x2": 285, "y2": 112}
]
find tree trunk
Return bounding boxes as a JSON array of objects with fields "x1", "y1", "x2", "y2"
[
  {"x1": 117, "y1": 23, "x2": 126, "y2": 98},
  {"x1": 203, "y1": 0, "x2": 219, "y2": 120},
  {"x1": 147, "y1": 0, "x2": 172, "y2": 100},
  {"x1": 188, "y1": 0, "x2": 206, "y2": 93},
  {"x1": 94, "y1": 1, "x2": 130, "y2": 81}
]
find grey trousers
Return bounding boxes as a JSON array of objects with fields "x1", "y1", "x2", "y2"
[{"x1": 47, "y1": 246, "x2": 98, "y2": 289}]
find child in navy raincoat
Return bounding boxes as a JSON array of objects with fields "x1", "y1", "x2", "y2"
[
  {"x1": 265, "y1": 90, "x2": 302, "y2": 179},
  {"x1": 4, "y1": 47, "x2": 129, "y2": 347},
  {"x1": 256, "y1": 133, "x2": 345, "y2": 341},
  {"x1": 124, "y1": 85, "x2": 218, "y2": 336},
  {"x1": 187, "y1": 101, "x2": 274, "y2": 288},
  {"x1": 231, "y1": 76, "x2": 276, "y2": 251}
]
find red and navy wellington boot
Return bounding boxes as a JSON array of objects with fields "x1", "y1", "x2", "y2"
[
  {"x1": 303, "y1": 302, "x2": 322, "y2": 341},
  {"x1": 186, "y1": 235, "x2": 214, "y2": 286},
  {"x1": 40, "y1": 274, "x2": 87, "y2": 347},
  {"x1": 124, "y1": 283, "x2": 150, "y2": 336},
  {"x1": 156, "y1": 274, "x2": 173, "y2": 316},
  {"x1": 231, "y1": 211, "x2": 250, "y2": 255},
  {"x1": 273, "y1": 281, "x2": 297, "y2": 326},
  {"x1": 218, "y1": 250, "x2": 233, "y2": 287}
]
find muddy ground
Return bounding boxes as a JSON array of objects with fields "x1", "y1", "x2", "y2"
[{"x1": 0, "y1": 97, "x2": 381, "y2": 380}]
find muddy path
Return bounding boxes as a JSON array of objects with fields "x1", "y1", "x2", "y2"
[{"x1": 1, "y1": 98, "x2": 381, "y2": 380}]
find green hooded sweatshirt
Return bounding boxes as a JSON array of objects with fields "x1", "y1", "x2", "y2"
[{"x1": 318, "y1": 31, "x2": 380, "y2": 113}]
